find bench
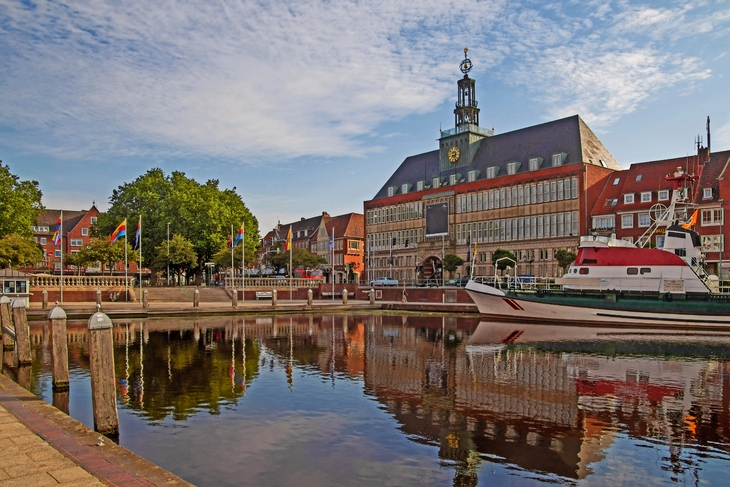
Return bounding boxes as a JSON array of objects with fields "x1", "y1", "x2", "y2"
[{"x1": 255, "y1": 291, "x2": 273, "y2": 300}]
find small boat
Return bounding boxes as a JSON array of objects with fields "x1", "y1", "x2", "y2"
[{"x1": 466, "y1": 167, "x2": 730, "y2": 328}]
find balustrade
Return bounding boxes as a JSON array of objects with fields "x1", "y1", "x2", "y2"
[
  {"x1": 29, "y1": 275, "x2": 134, "y2": 288},
  {"x1": 225, "y1": 277, "x2": 323, "y2": 289}
]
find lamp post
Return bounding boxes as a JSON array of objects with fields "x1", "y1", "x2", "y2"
[{"x1": 166, "y1": 222, "x2": 170, "y2": 286}]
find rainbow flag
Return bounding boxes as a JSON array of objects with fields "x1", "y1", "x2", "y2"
[
  {"x1": 233, "y1": 224, "x2": 244, "y2": 248},
  {"x1": 110, "y1": 219, "x2": 127, "y2": 244},
  {"x1": 52, "y1": 217, "x2": 61, "y2": 246}
]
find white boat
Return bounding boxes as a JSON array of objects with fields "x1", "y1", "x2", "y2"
[{"x1": 466, "y1": 167, "x2": 730, "y2": 327}]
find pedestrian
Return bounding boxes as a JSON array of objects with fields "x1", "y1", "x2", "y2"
[{"x1": 401, "y1": 287, "x2": 408, "y2": 303}]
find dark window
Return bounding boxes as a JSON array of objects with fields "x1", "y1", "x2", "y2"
[
  {"x1": 640, "y1": 268, "x2": 651, "y2": 274},
  {"x1": 627, "y1": 268, "x2": 639, "y2": 275},
  {"x1": 668, "y1": 231, "x2": 685, "y2": 239},
  {"x1": 581, "y1": 258, "x2": 598, "y2": 264},
  {"x1": 675, "y1": 249, "x2": 687, "y2": 257},
  {"x1": 579, "y1": 268, "x2": 589, "y2": 275}
]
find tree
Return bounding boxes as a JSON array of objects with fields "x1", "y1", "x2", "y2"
[
  {"x1": 82, "y1": 238, "x2": 135, "y2": 275},
  {"x1": 0, "y1": 235, "x2": 43, "y2": 268},
  {"x1": 555, "y1": 249, "x2": 577, "y2": 274},
  {"x1": 492, "y1": 248, "x2": 517, "y2": 271},
  {"x1": 97, "y1": 169, "x2": 259, "y2": 285},
  {"x1": 0, "y1": 163, "x2": 44, "y2": 239},
  {"x1": 270, "y1": 248, "x2": 326, "y2": 274},
  {"x1": 443, "y1": 253, "x2": 464, "y2": 278},
  {"x1": 212, "y1": 242, "x2": 257, "y2": 269},
  {"x1": 154, "y1": 234, "x2": 197, "y2": 283}
]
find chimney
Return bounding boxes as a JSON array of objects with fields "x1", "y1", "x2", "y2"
[{"x1": 301, "y1": 217, "x2": 305, "y2": 221}]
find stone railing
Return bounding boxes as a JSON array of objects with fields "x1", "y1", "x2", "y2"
[
  {"x1": 30, "y1": 275, "x2": 134, "y2": 288},
  {"x1": 225, "y1": 277, "x2": 324, "y2": 289}
]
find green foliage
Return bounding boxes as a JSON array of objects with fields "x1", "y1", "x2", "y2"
[
  {"x1": 0, "y1": 235, "x2": 43, "y2": 268},
  {"x1": 491, "y1": 248, "x2": 517, "y2": 271},
  {"x1": 97, "y1": 168, "x2": 258, "y2": 282},
  {"x1": 154, "y1": 234, "x2": 197, "y2": 281},
  {"x1": 270, "y1": 248, "x2": 326, "y2": 274},
  {"x1": 81, "y1": 238, "x2": 136, "y2": 275},
  {"x1": 555, "y1": 249, "x2": 577, "y2": 272},
  {"x1": 212, "y1": 242, "x2": 257, "y2": 269},
  {"x1": 0, "y1": 164, "x2": 44, "y2": 239},
  {"x1": 443, "y1": 253, "x2": 464, "y2": 273}
]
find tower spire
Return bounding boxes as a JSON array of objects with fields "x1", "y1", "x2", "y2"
[{"x1": 454, "y1": 48, "x2": 479, "y2": 128}]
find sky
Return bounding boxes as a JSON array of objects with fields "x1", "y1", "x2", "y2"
[{"x1": 2, "y1": 0, "x2": 730, "y2": 236}]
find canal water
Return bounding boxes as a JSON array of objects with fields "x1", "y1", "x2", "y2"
[{"x1": 16, "y1": 314, "x2": 730, "y2": 486}]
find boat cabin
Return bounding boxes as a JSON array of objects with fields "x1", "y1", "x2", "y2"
[{"x1": 0, "y1": 268, "x2": 31, "y2": 307}]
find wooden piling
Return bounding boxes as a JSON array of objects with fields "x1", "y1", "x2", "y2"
[
  {"x1": 49, "y1": 305, "x2": 70, "y2": 391},
  {"x1": 0, "y1": 296, "x2": 12, "y2": 351},
  {"x1": 42, "y1": 289, "x2": 48, "y2": 310},
  {"x1": 369, "y1": 288, "x2": 375, "y2": 305},
  {"x1": 142, "y1": 289, "x2": 149, "y2": 308},
  {"x1": 272, "y1": 289, "x2": 277, "y2": 307},
  {"x1": 232, "y1": 288, "x2": 238, "y2": 307},
  {"x1": 12, "y1": 300, "x2": 32, "y2": 365},
  {"x1": 193, "y1": 288, "x2": 200, "y2": 307},
  {"x1": 307, "y1": 289, "x2": 313, "y2": 306},
  {"x1": 342, "y1": 288, "x2": 348, "y2": 305},
  {"x1": 87, "y1": 309, "x2": 119, "y2": 436}
]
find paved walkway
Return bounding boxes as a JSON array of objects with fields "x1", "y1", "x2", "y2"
[{"x1": 0, "y1": 373, "x2": 193, "y2": 487}]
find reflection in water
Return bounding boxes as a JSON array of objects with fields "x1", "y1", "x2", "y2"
[{"x1": 21, "y1": 315, "x2": 730, "y2": 486}]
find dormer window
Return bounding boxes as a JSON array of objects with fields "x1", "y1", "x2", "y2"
[
  {"x1": 432, "y1": 177, "x2": 440, "y2": 189},
  {"x1": 401, "y1": 183, "x2": 408, "y2": 195},
  {"x1": 449, "y1": 174, "x2": 457, "y2": 185},
  {"x1": 658, "y1": 190, "x2": 669, "y2": 201},
  {"x1": 507, "y1": 162, "x2": 520, "y2": 175},
  {"x1": 612, "y1": 177, "x2": 620, "y2": 186},
  {"x1": 636, "y1": 174, "x2": 643, "y2": 181},
  {"x1": 486, "y1": 166, "x2": 499, "y2": 179},
  {"x1": 551, "y1": 153, "x2": 566, "y2": 167},
  {"x1": 641, "y1": 192, "x2": 652, "y2": 203},
  {"x1": 416, "y1": 180, "x2": 424, "y2": 191},
  {"x1": 703, "y1": 187, "x2": 713, "y2": 199},
  {"x1": 624, "y1": 194, "x2": 635, "y2": 204},
  {"x1": 387, "y1": 187, "x2": 395, "y2": 197},
  {"x1": 467, "y1": 170, "x2": 476, "y2": 182},
  {"x1": 529, "y1": 158, "x2": 542, "y2": 171}
]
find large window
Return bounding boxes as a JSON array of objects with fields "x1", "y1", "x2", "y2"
[
  {"x1": 701, "y1": 209, "x2": 723, "y2": 226},
  {"x1": 348, "y1": 240, "x2": 361, "y2": 251},
  {"x1": 638, "y1": 213, "x2": 651, "y2": 227}
]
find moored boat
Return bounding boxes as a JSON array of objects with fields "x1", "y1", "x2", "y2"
[{"x1": 466, "y1": 167, "x2": 730, "y2": 328}]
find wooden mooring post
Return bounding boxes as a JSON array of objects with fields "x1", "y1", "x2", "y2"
[
  {"x1": 1, "y1": 295, "x2": 13, "y2": 351},
  {"x1": 49, "y1": 305, "x2": 70, "y2": 391},
  {"x1": 87, "y1": 307, "x2": 119, "y2": 436},
  {"x1": 342, "y1": 288, "x2": 348, "y2": 305},
  {"x1": 232, "y1": 288, "x2": 238, "y2": 307},
  {"x1": 12, "y1": 300, "x2": 32, "y2": 365}
]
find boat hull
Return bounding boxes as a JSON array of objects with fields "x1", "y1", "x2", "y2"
[{"x1": 465, "y1": 281, "x2": 730, "y2": 328}]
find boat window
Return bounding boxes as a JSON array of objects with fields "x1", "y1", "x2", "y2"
[
  {"x1": 579, "y1": 268, "x2": 589, "y2": 275},
  {"x1": 627, "y1": 268, "x2": 639, "y2": 275},
  {"x1": 581, "y1": 258, "x2": 598, "y2": 264},
  {"x1": 640, "y1": 268, "x2": 651, "y2": 274}
]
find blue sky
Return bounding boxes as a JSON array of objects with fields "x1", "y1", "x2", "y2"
[{"x1": 2, "y1": 0, "x2": 730, "y2": 235}]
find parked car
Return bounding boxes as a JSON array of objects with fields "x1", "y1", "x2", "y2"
[
  {"x1": 453, "y1": 276, "x2": 471, "y2": 287},
  {"x1": 370, "y1": 277, "x2": 398, "y2": 286}
]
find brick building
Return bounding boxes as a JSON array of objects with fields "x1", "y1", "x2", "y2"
[
  {"x1": 258, "y1": 211, "x2": 365, "y2": 283},
  {"x1": 364, "y1": 51, "x2": 621, "y2": 283}
]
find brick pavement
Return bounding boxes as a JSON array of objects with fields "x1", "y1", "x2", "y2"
[{"x1": 0, "y1": 373, "x2": 193, "y2": 487}]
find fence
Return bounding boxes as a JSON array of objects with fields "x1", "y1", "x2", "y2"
[{"x1": 225, "y1": 277, "x2": 325, "y2": 289}]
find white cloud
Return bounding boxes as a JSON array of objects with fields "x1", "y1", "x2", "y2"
[{"x1": 0, "y1": 0, "x2": 727, "y2": 162}]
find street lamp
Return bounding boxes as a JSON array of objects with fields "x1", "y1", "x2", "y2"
[{"x1": 167, "y1": 222, "x2": 170, "y2": 286}]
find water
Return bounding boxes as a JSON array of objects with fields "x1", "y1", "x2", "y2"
[{"x1": 15, "y1": 314, "x2": 730, "y2": 486}]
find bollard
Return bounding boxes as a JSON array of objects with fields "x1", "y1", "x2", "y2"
[
  {"x1": 12, "y1": 300, "x2": 32, "y2": 365},
  {"x1": 96, "y1": 289, "x2": 102, "y2": 307},
  {"x1": 272, "y1": 289, "x2": 278, "y2": 307},
  {"x1": 42, "y1": 289, "x2": 48, "y2": 310},
  {"x1": 342, "y1": 288, "x2": 348, "y2": 305},
  {"x1": 232, "y1": 288, "x2": 238, "y2": 308},
  {"x1": 87, "y1": 307, "x2": 119, "y2": 436},
  {"x1": 0, "y1": 295, "x2": 12, "y2": 351},
  {"x1": 49, "y1": 305, "x2": 70, "y2": 391},
  {"x1": 142, "y1": 289, "x2": 149, "y2": 309},
  {"x1": 370, "y1": 288, "x2": 375, "y2": 305},
  {"x1": 307, "y1": 288, "x2": 313, "y2": 306},
  {"x1": 193, "y1": 288, "x2": 200, "y2": 308}
]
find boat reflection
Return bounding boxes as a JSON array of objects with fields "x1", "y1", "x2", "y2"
[{"x1": 24, "y1": 315, "x2": 730, "y2": 485}]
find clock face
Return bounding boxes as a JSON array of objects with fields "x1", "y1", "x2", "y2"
[{"x1": 447, "y1": 146, "x2": 461, "y2": 163}]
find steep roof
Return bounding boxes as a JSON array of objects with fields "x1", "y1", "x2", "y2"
[
  {"x1": 36, "y1": 209, "x2": 88, "y2": 236},
  {"x1": 324, "y1": 213, "x2": 365, "y2": 238},
  {"x1": 372, "y1": 115, "x2": 619, "y2": 200}
]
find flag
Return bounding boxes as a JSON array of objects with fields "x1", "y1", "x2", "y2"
[
  {"x1": 132, "y1": 218, "x2": 141, "y2": 250},
  {"x1": 52, "y1": 217, "x2": 61, "y2": 246},
  {"x1": 328, "y1": 229, "x2": 334, "y2": 251},
  {"x1": 681, "y1": 210, "x2": 698, "y2": 229},
  {"x1": 110, "y1": 219, "x2": 127, "y2": 244},
  {"x1": 466, "y1": 234, "x2": 471, "y2": 262},
  {"x1": 233, "y1": 224, "x2": 244, "y2": 248},
  {"x1": 285, "y1": 226, "x2": 292, "y2": 251}
]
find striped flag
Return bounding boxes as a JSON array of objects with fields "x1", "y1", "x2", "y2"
[
  {"x1": 285, "y1": 226, "x2": 292, "y2": 251},
  {"x1": 110, "y1": 219, "x2": 127, "y2": 244},
  {"x1": 132, "y1": 218, "x2": 141, "y2": 250},
  {"x1": 52, "y1": 217, "x2": 61, "y2": 246},
  {"x1": 233, "y1": 223, "x2": 244, "y2": 248}
]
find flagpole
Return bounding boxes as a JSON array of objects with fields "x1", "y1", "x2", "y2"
[
  {"x1": 60, "y1": 210, "x2": 63, "y2": 304},
  {"x1": 124, "y1": 218, "x2": 128, "y2": 302},
  {"x1": 289, "y1": 228, "x2": 292, "y2": 301},
  {"x1": 241, "y1": 221, "x2": 245, "y2": 303},
  {"x1": 331, "y1": 226, "x2": 334, "y2": 301},
  {"x1": 230, "y1": 224, "x2": 234, "y2": 288},
  {"x1": 139, "y1": 216, "x2": 142, "y2": 305}
]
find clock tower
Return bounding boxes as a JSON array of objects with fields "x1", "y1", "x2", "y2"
[{"x1": 439, "y1": 48, "x2": 492, "y2": 173}]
